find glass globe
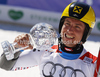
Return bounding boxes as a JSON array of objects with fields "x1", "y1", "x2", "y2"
[{"x1": 30, "y1": 23, "x2": 57, "y2": 47}]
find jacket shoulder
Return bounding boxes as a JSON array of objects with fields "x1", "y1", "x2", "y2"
[
  {"x1": 79, "y1": 51, "x2": 97, "y2": 64},
  {"x1": 51, "y1": 45, "x2": 58, "y2": 49}
]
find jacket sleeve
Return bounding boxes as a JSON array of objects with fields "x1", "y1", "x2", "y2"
[
  {"x1": 11, "y1": 48, "x2": 46, "y2": 71},
  {"x1": 0, "y1": 47, "x2": 50, "y2": 71},
  {"x1": 0, "y1": 51, "x2": 22, "y2": 71}
]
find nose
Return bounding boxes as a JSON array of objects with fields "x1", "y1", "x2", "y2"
[{"x1": 67, "y1": 25, "x2": 74, "y2": 33}]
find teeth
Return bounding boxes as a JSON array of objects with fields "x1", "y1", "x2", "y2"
[{"x1": 66, "y1": 35, "x2": 74, "y2": 38}]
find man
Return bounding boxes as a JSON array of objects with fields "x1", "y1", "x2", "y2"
[{"x1": 0, "y1": 2, "x2": 97, "y2": 77}]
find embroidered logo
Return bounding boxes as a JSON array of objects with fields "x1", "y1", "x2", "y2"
[
  {"x1": 73, "y1": 6, "x2": 83, "y2": 14},
  {"x1": 83, "y1": 56, "x2": 93, "y2": 64}
]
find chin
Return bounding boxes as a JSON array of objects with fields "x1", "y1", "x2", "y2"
[{"x1": 64, "y1": 43, "x2": 76, "y2": 47}]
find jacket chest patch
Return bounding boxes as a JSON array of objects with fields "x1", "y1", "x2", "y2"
[{"x1": 83, "y1": 56, "x2": 93, "y2": 64}]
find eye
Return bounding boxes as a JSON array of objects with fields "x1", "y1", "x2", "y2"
[
  {"x1": 75, "y1": 25, "x2": 80, "y2": 29},
  {"x1": 66, "y1": 23, "x2": 70, "y2": 25},
  {"x1": 76, "y1": 26, "x2": 79, "y2": 28},
  {"x1": 65, "y1": 22, "x2": 70, "y2": 26}
]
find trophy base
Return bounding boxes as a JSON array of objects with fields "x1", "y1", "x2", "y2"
[{"x1": 1, "y1": 41, "x2": 15, "y2": 60}]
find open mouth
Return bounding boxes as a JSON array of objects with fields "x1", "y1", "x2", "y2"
[{"x1": 65, "y1": 34, "x2": 74, "y2": 39}]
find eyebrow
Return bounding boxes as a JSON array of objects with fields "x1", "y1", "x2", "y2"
[
  {"x1": 65, "y1": 19, "x2": 84, "y2": 27},
  {"x1": 64, "y1": 19, "x2": 70, "y2": 23},
  {"x1": 76, "y1": 24, "x2": 82, "y2": 26}
]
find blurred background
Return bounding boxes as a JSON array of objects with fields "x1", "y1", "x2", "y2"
[
  {"x1": 0, "y1": 0, "x2": 100, "y2": 77},
  {"x1": 0, "y1": 0, "x2": 100, "y2": 35}
]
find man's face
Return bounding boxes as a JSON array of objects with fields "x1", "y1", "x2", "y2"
[{"x1": 61, "y1": 18, "x2": 85, "y2": 47}]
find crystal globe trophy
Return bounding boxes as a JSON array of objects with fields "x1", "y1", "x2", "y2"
[
  {"x1": 30, "y1": 23, "x2": 57, "y2": 48},
  {"x1": 1, "y1": 23, "x2": 57, "y2": 60}
]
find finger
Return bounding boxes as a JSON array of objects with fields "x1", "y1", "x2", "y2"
[
  {"x1": 14, "y1": 34, "x2": 32, "y2": 49},
  {"x1": 23, "y1": 44, "x2": 33, "y2": 50},
  {"x1": 28, "y1": 44, "x2": 33, "y2": 49}
]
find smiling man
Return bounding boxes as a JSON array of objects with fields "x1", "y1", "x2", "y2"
[
  {"x1": 58, "y1": 2, "x2": 96, "y2": 55},
  {"x1": 0, "y1": 2, "x2": 97, "y2": 77},
  {"x1": 60, "y1": 18, "x2": 85, "y2": 47}
]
